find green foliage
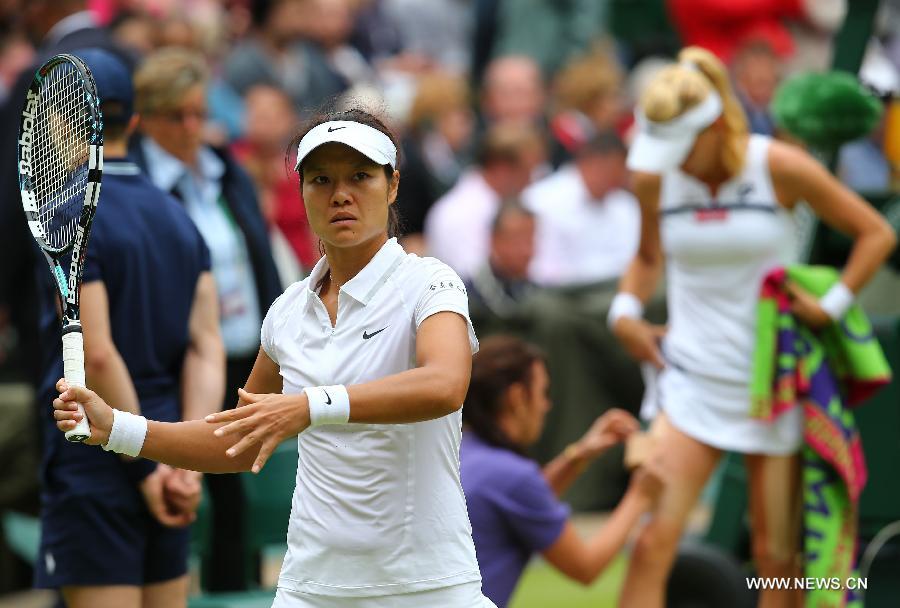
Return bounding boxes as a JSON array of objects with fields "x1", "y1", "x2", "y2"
[{"x1": 771, "y1": 71, "x2": 883, "y2": 150}]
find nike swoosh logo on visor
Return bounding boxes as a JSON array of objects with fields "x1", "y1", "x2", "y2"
[{"x1": 327, "y1": 126, "x2": 346, "y2": 132}]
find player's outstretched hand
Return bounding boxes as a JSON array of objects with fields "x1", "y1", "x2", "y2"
[
  {"x1": 205, "y1": 388, "x2": 311, "y2": 474},
  {"x1": 53, "y1": 379, "x2": 113, "y2": 445}
]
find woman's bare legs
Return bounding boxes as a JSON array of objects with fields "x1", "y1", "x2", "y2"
[
  {"x1": 618, "y1": 414, "x2": 723, "y2": 608},
  {"x1": 745, "y1": 452, "x2": 802, "y2": 608}
]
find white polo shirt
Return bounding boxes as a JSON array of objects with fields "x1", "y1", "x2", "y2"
[{"x1": 260, "y1": 238, "x2": 481, "y2": 598}]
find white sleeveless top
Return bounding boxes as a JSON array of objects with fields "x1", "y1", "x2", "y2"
[{"x1": 660, "y1": 135, "x2": 794, "y2": 384}]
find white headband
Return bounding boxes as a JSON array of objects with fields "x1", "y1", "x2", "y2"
[
  {"x1": 295, "y1": 120, "x2": 398, "y2": 171},
  {"x1": 626, "y1": 91, "x2": 723, "y2": 173},
  {"x1": 635, "y1": 90, "x2": 723, "y2": 139}
]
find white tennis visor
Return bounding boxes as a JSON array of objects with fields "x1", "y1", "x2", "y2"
[
  {"x1": 626, "y1": 91, "x2": 723, "y2": 173},
  {"x1": 294, "y1": 120, "x2": 397, "y2": 171}
]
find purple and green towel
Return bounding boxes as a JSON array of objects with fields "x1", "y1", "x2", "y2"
[{"x1": 751, "y1": 265, "x2": 891, "y2": 608}]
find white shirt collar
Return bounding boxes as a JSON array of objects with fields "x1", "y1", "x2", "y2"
[
  {"x1": 142, "y1": 137, "x2": 225, "y2": 192},
  {"x1": 306, "y1": 238, "x2": 406, "y2": 306},
  {"x1": 45, "y1": 11, "x2": 96, "y2": 46}
]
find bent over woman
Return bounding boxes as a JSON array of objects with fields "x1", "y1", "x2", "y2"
[
  {"x1": 54, "y1": 108, "x2": 498, "y2": 608},
  {"x1": 609, "y1": 47, "x2": 896, "y2": 608}
]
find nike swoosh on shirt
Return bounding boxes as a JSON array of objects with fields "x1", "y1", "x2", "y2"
[{"x1": 362, "y1": 327, "x2": 388, "y2": 340}]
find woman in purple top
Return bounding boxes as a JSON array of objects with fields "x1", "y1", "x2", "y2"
[{"x1": 459, "y1": 336, "x2": 663, "y2": 607}]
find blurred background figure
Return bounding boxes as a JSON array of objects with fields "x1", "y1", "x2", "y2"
[
  {"x1": 231, "y1": 84, "x2": 314, "y2": 279},
  {"x1": 525, "y1": 132, "x2": 639, "y2": 288},
  {"x1": 480, "y1": 55, "x2": 547, "y2": 128},
  {"x1": 299, "y1": 0, "x2": 376, "y2": 87},
  {"x1": 731, "y1": 39, "x2": 781, "y2": 136},
  {"x1": 838, "y1": 44, "x2": 900, "y2": 193},
  {"x1": 460, "y1": 335, "x2": 662, "y2": 608},
  {"x1": 548, "y1": 48, "x2": 625, "y2": 166},
  {"x1": 223, "y1": 0, "x2": 345, "y2": 113},
  {"x1": 466, "y1": 200, "x2": 538, "y2": 322},
  {"x1": 397, "y1": 71, "x2": 475, "y2": 254},
  {"x1": 425, "y1": 123, "x2": 543, "y2": 279},
  {"x1": 132, "y1": 47, "x2": 282, "y2": 592}
]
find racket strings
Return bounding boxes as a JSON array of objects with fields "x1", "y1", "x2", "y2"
[{"x1": 32, "y1": 64, "x2": 91, "y2": 251}]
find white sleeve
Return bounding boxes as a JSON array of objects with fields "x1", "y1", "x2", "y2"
[
  {"x1": 260, "y1": 295, "x2": 283, "y2": 364},
  {"x1": 414, "y1": 263, "x2": 479, "y2": 354}
]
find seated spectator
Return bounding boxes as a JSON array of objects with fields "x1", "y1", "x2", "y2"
[
  {"x1": 425, "y1": 123, "x2": 542, "y2": 278},
  {"x1": 223, "y1": 0, "x2": 345, "y2": 113},
  {"x1": 460, "y1": 335, "x2": 663, "y2": 608},
  {"x1": 549, "y1": 48, "x2": 625, "y2": 166},
  {"x1": 299, "y1": 0, "x2": 376, "y2": 87},
  {"x1": 480, "y1": 55, "x2": 547, "y2": 127},
  {"x1": 524, "y1": 131, "x2": 640, "y2": 287},
  {"x1": 838, "y1": 47, "x2": 900, "y2": 193},
  {"x1": 231, "y1": 84, "x2": 318, "y2": 274},
  {"x1": 731, "y1": 40, "x2": 780, "y2": 136},
  {"x1": 467, "y1": 200, "x2": 537, "y2": 322},
  {"x1": 398, "y1": 71, "x2": 474, "y2": 253}
]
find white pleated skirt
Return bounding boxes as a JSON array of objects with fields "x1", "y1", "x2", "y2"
[
  {"x1": 641, "y1": 364, "x2": 803, "y2": 455},
  {"x1": 271, "y1": 581, "x2": 498, "y2": 608}
]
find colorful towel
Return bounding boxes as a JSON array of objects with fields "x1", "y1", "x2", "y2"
[{"x1": 751, "y1": 265, "x2": 891, "y2": 608}]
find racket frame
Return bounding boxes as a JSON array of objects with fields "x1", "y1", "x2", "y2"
[{"x1": 18, "y1": 53, "x2": 104, "y2": 443}]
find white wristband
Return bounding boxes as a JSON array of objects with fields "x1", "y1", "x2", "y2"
[
  {"x1": 102, "y1": 409, "x2": 148, "y2": 458},
  {"x1": 303, "y1": 385, "x2": 350, "y2": 427},
  {"x1": 607, "y1": 292, "x2": 645, "y2": 328},
  {"x1": 819, "y1": 281, "x2": 854, "y2": 320}
]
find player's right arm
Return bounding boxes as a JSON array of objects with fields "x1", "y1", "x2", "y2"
[
  {"x1": 53, "y1": 347, "x2": 282, "y2": 473},
  {"x1": 612, "y1": 172, "x2": 666, "y2": 368}
]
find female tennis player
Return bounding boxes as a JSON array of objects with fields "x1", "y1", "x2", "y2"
[
  {"x1": 53, "y1": 108, "x2": 497, "y2": 608},
  {"x1": 609, "y1": 47, "x2": 896, "y2": 608}
]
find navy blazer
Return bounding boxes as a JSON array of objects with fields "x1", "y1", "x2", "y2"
[{"x1": 129, "y1": 135, "x2": 283, "y2": 334}]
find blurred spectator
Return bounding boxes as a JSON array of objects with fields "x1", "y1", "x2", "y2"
[
  {"x1": 481, "y1": 55, "x2": 546, "y2": 127},
  {"x1": 223, "y1": 0, "x2": 345, "y2": 113},
  {"x1": 108, "y1": 10, "x2": 158, "y2": 56},
  {"x1": 667, "y1": 0, "x2": 846, "y2": 65},
  {"x1": 466, "y1": 200, "x2": 537, "y2": 321},
  {"x1": 397, "y1": 72, "x2": 474, "y2": 253},
  {"x1": 549, "y1": 48, "x2": 625, "y2": 166},
  {"x1": 231, "y1": 84, "x2": 319, "y2": 273},
  {"x1": 425, "y1": 123, "x2": 543, "y2": 279},
  {"x1": 381, "y1": 0, "x2": 473, "y2": 73},
  {"x1": 524, "y1": 132, "x2": 639, "y2": 287},
  {"x1": 300, "y1": 0, "x2": 376, "y2": 86},
  {"x1": 0, "y1": 29, "x2": 34, "y2": 104},
  {"x1": 731, "y1": 40, "x2": 780, "y2": 136},
  {"x1": 131, "y1": 47, "x2": 282, "y2": 592},
  {"x1": 490, "y1": 0, "x2": 605, "y2": 77},
  {"x1": 838, "y1": 47, "x2": 900, "y2": 193}
]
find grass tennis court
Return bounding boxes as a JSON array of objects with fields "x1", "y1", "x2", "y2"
[{"x1": 510, "y1": 556, "x2": 626, "y2": 608}]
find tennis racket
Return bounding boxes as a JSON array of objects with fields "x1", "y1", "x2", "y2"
[{"x1": 18, "y1": 53, "x2": 103, "y2": 442}]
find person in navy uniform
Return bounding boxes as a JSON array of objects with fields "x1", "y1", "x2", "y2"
[{"x1": 34, "y1": 48, "x2": 224, "y2": 608}]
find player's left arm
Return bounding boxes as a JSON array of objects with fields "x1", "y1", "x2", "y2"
[
  {"x1": 769, "y1": 140, "x2": 897, "y2": 292},
  {"x1": 206, "y1": 311, "x2": 472, "y2": 472}
]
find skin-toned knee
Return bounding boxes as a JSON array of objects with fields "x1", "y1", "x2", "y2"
[{"x1": 631, "y1": 519, "x2": 682, "y2": 573}]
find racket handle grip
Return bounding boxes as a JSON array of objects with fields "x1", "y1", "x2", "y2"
[{"x1": 62, "y1": 329, "x2": 92, "y2": 442}]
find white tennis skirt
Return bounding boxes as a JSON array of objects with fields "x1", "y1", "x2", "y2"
[
  {"x1": 642, "y1": 364, "x2": 803, "y2": 455},
  {"x1": 271, "y1": 581, "x2": 498, "y2": 607}
]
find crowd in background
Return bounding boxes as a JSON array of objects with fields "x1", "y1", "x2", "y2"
[{"x1": 2, "y1": 0, "x2": 900, "y2": 596}]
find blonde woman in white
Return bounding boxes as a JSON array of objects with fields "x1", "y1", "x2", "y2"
[{"x1": 609, "y1": 46, "x2": 895, "y2": 608}]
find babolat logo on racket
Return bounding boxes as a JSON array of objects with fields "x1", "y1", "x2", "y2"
[{"x1": 18, "y1": 89, "x2": 39, "y2": 176}]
